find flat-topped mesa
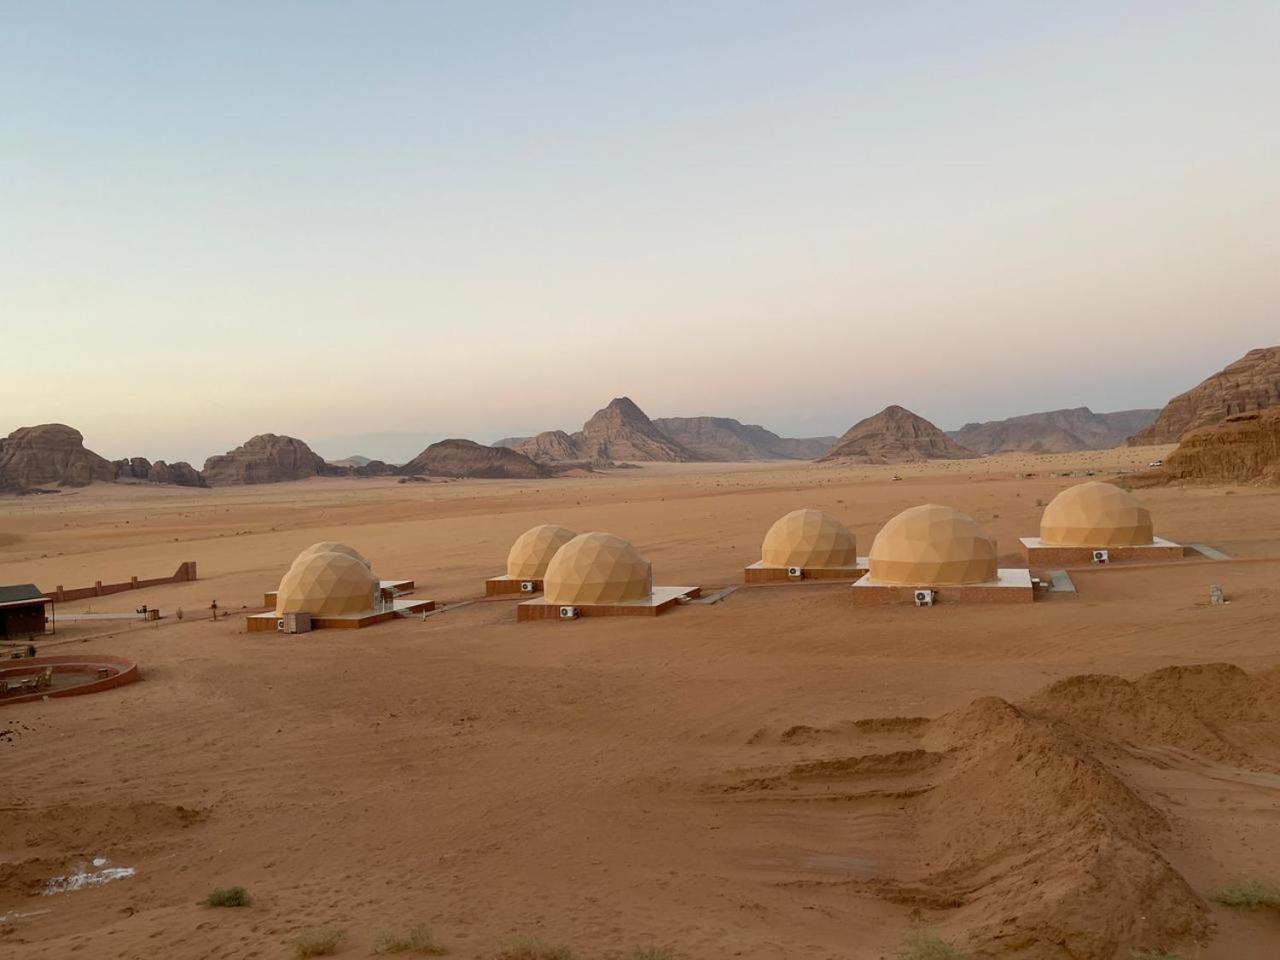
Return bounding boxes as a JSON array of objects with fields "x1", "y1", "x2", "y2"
[
  {"x1": 399, "y1": 438, "x2": 549, "y2": 479},
  {"x1": 1131, "y1": 345, "x2": 1280, "y2": 445},
  {"x1": 114, "y1": 457, "x2": 207, "y2": 487},
  {"x1": 0, "y1": 423, "x2": 116, "y2": 489},
  {"x1": 201, "y1": 433, "x2": 336, "y2": 485},
  {"x1": 950, "y1": 407, "x2": 1159, "y2": 455},
  {"x1": 653, "y1": 416, "x2": 835, "y2": 461},
  {"x1": 819, "y1": 405, "x2": 978, "y2": 463}
]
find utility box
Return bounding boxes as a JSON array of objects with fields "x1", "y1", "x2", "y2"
[
  {"x1": 1209, "y1": 585, "x2": 1225, "y2": 606},
  {"x1": 278, "y1": 612, "x2": 313, "y2": 634}
]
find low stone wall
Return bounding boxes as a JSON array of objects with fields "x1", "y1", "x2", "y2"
[{"x1": 45, "y1": 562, "x2": 197, "y2": 603}]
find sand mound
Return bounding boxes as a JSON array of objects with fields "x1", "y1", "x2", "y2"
[
  {"x1": 703, "y1": 667, "x2": 1280, "y2": 957},
  {"x1": 1027, "y1": 662, "x2": 1280, "y2": 766}
]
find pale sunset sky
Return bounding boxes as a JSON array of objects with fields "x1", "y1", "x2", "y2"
[{"x1": 2, "y1": 1, "x2": 1277, "y2": 463}]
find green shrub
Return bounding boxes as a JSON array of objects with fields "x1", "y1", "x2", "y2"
[
  {"x1": 492, "y1": 935, "x2": 575, "y2": 960},
  {"x1": 295, "y1": 929, "x2": 346, "y2": 957},
  {"x1": 376, "y1": 924, "x2": 447, "y2": 955},
  {"x1": 898, "y1": 928, "x2": 968, "y2": 960},
  {"x1": 1211, "y1": 880, "x2": 1280, "y2": 909},
  {"x1": 205, "y1": 886, "x2": 251, "y2": 908}
]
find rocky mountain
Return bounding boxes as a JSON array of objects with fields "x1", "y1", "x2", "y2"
[
  {"x1": 1130, "y1": 346, "x2": 1280, "y2": 445},
  {"x1": 0, "y1": 424, "x2": 117, "y2": 489},
  {"x1": 114, "y1": 457, "x2": 207, "y2": 487},
  {"x1": 514, "y1": 398, "x2": 700, "y2": 465},
  {"x1": 949, "y1": 407, "x2": 1159, "y2": 455},
  {"x1": 1131, "y1": 410, "x2": 1280, "y2": 486},
  {"x1": 329, "y1": 455, "x2": 371, "y2": 467},
  {"x1": 653, "y1": 416, "x2": 835, "y2": 461},
  {"x1": 201, "y1": 433, "x2": 338, "y2": 485},
  {"x1": 492, "y1": 437, "x2": 528, "y2": 450},
  {"x1": 400, "y1": 438, "x2": 549, "y2": 479},
  {"x1": 819, "y1": 405, "x2": 978, "y2": 463},
  {"x1": 577, "y1": 397, "x2": 699, "y2": 462},
  {"x1": 514, "y1": 429, "x2": 585, "y2": 464}
]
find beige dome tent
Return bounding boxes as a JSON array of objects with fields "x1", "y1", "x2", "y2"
[
  {"x1": 276, "y1": 550, "x2": 378, "y2": 617},
  {"x1": 294, "y1": 541, "x2": 371, "y2": 569},
  {"x1": 542, "y1": 532, "x2": 653, "y2": 605},
  {"x1": 1039, "y1": 481, "x2": 1153, "y2": 548},
  {"x1": 760, "y1": 509, "x2": 856, "y2": 568},
  {"x1": 868, "y1": 504, "x2": 997, "y2": 585},
  {"x1": 507, "y1": 524, "x2": 576, "y2": 580}
]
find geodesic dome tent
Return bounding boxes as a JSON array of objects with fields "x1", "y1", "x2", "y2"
[
  {"x1": 276, "y1": 550, "x2": 378, "y2": 616},
  {"x1": 760, "y1": 508, "x2": 857, "y2": 567},
  {"x1": 1039, "y1": 481, "x2": 1154, "y2": 548},
  {"x1": 507, "y1": 524, "x2": 576, "y2": 579},
  {"x1": 868, "y1": 504, "x2": 998, "y2": 585},
  {"x1": 542, "y1": 532, "x2": 653, "y2": 605},
  {"x1": 294, "y1": 541, "x2": 371, "y2": 569}
]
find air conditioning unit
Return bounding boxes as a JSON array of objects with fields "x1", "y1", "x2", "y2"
[
  {"x1": 520, "y1": 580, "x2": 537, "y2": 593},
  {"x1": 787, "y1": 566, "x2": 803, "y2": 579},
  {"x1": 1091, "y1": 549, "x2": 1109, "y2": 564},
  {"x1": 278, "y1": 612, "x2": 312, "y2": 634},
  {"x1": 914, "y1": 589, "x2": 935, "y2": 607},
  {"x1": 559, "y1": 606, "x2": 579, "y2": 620}
]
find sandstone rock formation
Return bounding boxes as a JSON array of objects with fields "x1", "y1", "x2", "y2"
[
  {"x1": 653, "y1": 416, "x2": 836, "y2": 461},
  {"x1": 114, "y1": 457, "x2": 207, "y2": 487},
  {"x1": 201, "y1": 434, "x2": 336, "y2": 485},
  {"x1": 1130, "y1": 346, "x2": 1280, "y2": 445},
  {"x1": 1130, "y1": 410, "x2": 1280, "y2": 486},
  {"x1": 514, "y1": 398, "x2": 700, "y2": 465},
  {"x1": 949, "y1": 407, "x2": 1159, "y2": 455},
  {"x1": 514, "y1": 430, "x2": 585, "y2": 465},
  {"x1": 819, "y1": 405, "x2": 978, "y2": 463},
  {"x1": 400, "y1": 439, "x2": 549, "y2": 479},
  {"x1": 577, "y1": 397, "x2": 698, "y2": 462},
  {"x1": 0, "y1": 424, "x2": 116, "y2": 489}
]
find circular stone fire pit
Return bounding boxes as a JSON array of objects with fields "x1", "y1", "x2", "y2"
[{"x1": 0, "y1": 655, "x2": 139, "y2": 706}]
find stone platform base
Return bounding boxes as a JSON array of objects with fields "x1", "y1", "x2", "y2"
[
  {"x1": 850, "y1": 569, "x2": 1034, "y2": 605},
  {"x1": 246, "y1": 597, "x2": 435, "y2": 632},
  {"x1": 1019, "y1": 537, "x2": 1183, "y2": 567},
  {"x1": 744, "y1": 559, "x2": 869, "y2": 584},
  {"x1": 517, "y1": 586, "x2": 700, "y2": 621},
  {"x1": 485, "y1": 575, "x2": 543, "y2": 597}
]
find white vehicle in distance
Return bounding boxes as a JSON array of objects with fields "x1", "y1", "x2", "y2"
[{"x1": 1148, "y1": 459, "x2": 1164, "y2": 467}]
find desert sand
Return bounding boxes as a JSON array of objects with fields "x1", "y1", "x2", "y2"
[{"x1": 4, "y1": 446, "x2": 1280, "y2": 959}]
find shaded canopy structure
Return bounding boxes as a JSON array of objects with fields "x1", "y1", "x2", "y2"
[
  {"x1": 276, "y1": 550, "x2": 378, "y2": 616},
  {"x1": 294, "y1": 541, "x2": 371, "y2": 569},
  {"x1": 1039, "y1": 481, "x2": 1154, "y2": 547},
  {"x1": 868, "y1": 504, "x2": 998, "y2": 585},
  {"x1": 507, "y1": 524, "x2": 576, "y2": 579},
  {"x1": 543, "y1": 532, "x2": 652, "y2": 605},
  {"x1": 760, "y1": 509, "x2": 857, "y2": 567}
]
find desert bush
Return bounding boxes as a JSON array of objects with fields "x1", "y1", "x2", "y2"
[
  {"x1": 630, "y1": 949, "x2": 676, "y2": 960},
  {"x1": 1132, "y1": 951, "x2": 1182, "y2": 960},
  {"x1": 376, "y1": 924, "x2": 447, "y2": 955},
  {"x1": 1211, "y1": 879, "x2": 1280, "y2": 909},
  {"x1": 492, "y1": 935, "x2": 575, "y2": 960},
  {"x1": 295, "y1": 929, "x2": 346, "y2": 957},
  {"x1": 205, "y1": 885, "x2": 250, "y2": 907},
  {"x1": 898, "y1": 928, "x2": 968, "y2": 960}
]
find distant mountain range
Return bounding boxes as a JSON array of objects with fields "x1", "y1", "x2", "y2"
[
  {"x1": 949, "y1": 407, "x2": 1159, "y2": 455},
  {"x1": 6, "y1": 346, "x2": 1278, "y2": 490}
]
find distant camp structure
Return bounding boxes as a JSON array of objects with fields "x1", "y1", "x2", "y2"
[
  {"x1": 852, "y1": 504, "x2": 1032, "y2": 604},
  {"x1": 517, "y1": 532, "x2": 698, "y2": 620},
  {"x1": 248, "y1": 542, "x2": 432, "y2": 633},
  {"x1": 1020, "y1": 481, "x2": 1183, "y2": 566},
  {"x1": 486, "y1": 524, "x2": 576, "y2": 596},
  {"x1": 745, "y1": 508, "x2": 866, "y2": 583}
]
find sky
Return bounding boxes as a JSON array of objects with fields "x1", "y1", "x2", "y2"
[{"x1": 2, "y1": 1, "x2": 1278, "y2": 465}]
